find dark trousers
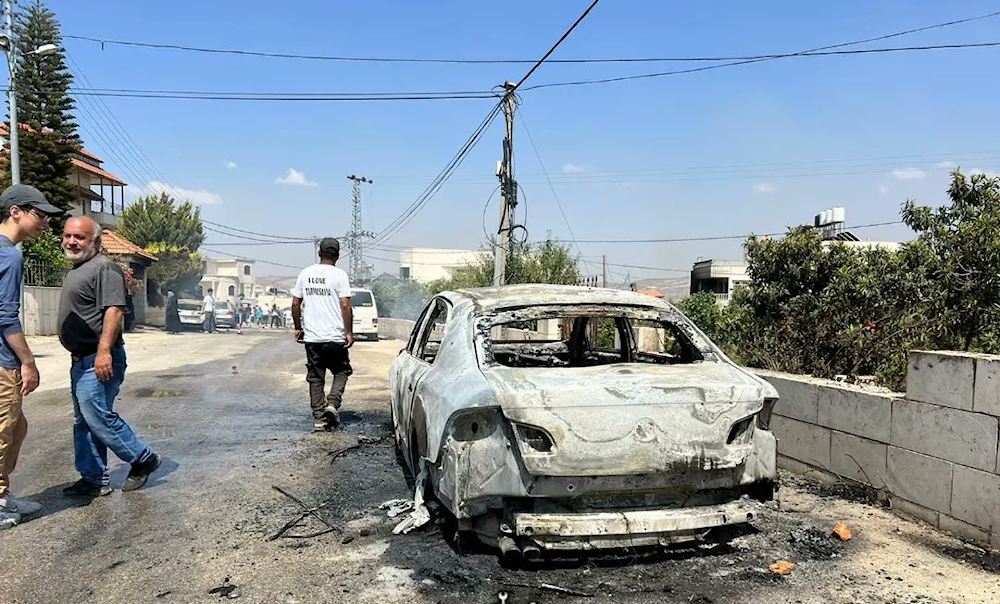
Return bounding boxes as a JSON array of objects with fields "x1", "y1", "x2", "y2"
[
  {"x1": 305, "y1": 341, "x2": 353, "y2": 421},
  {"x1": 203, "y1": 311, "x2": 216, "y2": 332}
]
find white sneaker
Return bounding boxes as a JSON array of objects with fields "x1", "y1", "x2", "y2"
[
  {"x1": 0, "y1": 493, "x2": 42, "y2": 515},
  {"x1": 0, "y1": 510, "x2": 21, "y2": 530}
]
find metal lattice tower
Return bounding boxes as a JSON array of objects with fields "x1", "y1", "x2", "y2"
[{"x1": 347, "y1": 175, "x2": 374, "y2": 283}]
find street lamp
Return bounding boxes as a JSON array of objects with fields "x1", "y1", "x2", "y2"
[{"x1": 1, "y1": 5, "x2": 59, "y2": 185}]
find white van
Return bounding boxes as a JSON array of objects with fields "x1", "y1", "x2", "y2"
[{"x1": 351, "y1": 288, "x2": 379, "y2": 341}]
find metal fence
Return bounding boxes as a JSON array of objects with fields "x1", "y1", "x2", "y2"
[{"x1": 24, "y1": 260, "x2": 70, "y2": 287}]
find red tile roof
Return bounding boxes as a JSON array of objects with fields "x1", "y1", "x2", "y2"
[
  {"x1": 102, "y1": 230, "x2": 157, "y2": 262},
  {"x1": 71, "y1": 157, "x2": 127, "y2": 186}
]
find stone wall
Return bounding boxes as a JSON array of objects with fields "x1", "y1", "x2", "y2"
[{"x1": 758, "y1": 350, "x2": 1000, "y2": 550}]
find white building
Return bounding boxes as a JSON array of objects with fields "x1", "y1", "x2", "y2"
[
  {"x1": 398, "y1": 248, "x2": 483, "y2": 283},
  {"x1": 689, "y1": 259, "x2": 749, "y2": 304},
  {"x1": 199, "y1": 257, "x2": 259, "y2": 305}
]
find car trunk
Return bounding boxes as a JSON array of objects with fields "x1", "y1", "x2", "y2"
[{"x1": 482, "y1": 362, "x2": 769, "y2": 477}]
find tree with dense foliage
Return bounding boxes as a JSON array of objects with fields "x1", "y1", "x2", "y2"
[
  {"x1": 718, "y1": 170, "x2": 1000, "y2": 390},
  {"x1": 7, "y1": 1, "x2": 78, "y2": 263},
  {"x1": 426, "y1": 240, "x2": 581, "y2": 295},
  {"x1": 119, "y1": 193, "x2": 205, "y2": 295}
]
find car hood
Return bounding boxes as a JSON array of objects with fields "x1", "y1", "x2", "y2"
[{"x1": 482, "y1": 362, "x2": 774, "y2": 477}]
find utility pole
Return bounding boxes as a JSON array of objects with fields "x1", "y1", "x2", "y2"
[
  {"x1": 3, "y1": 0, "x2": 18, "y2": 185},
  {"x1": 602, "y1": 254, "x2": 607, "y2": 288},
  {"x1": 493, "y1": 81, "x2": 518, "y2": 286},
  {"x1": 346, "y1": 175, "x2": 374, "y2": 284}
]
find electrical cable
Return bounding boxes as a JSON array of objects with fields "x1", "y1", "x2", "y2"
[
  {"x1": 564, "y1": 221, "x2": 904, "y2": 244},
  {"x1": 368, "y1": 101, "x2": 504, "y2": 246},
  {"x1": 63, "y1": 10, "x2": 1000, "y2": 64},
  {"x1": 523, "y1": 44, "x2": 1000, "y2": 91}
]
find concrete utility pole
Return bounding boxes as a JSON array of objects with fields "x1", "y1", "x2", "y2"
[
  {"x1": 602, "y1": 254, "x2": 607, "y2": 288},
  {"x1": 346, "y1": 175, "x2": 374, "y2": 284},
  {"x1": 493, "y1": 82, "x2": 518, "y2": 286}
]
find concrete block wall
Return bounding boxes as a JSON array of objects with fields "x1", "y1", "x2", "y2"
[{"x1": 758, "y1": 350, "x2": 1000, "y2": 550}]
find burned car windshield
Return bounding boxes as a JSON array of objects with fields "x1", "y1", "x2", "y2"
[{"x1": 483, "y1": 309, "x2": 707, "y2": 368}]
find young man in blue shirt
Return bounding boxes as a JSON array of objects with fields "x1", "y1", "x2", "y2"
[{"x1": 0, "y1": 185, "x2": 62, "y2": 529}]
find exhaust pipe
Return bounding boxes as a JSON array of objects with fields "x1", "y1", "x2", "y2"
[
  {"x1": 498, "y1": 535, "x2": 521, "y2": 562},
  {"x1": 521, "y1": 542, "x2": 542, "y2": 561}
]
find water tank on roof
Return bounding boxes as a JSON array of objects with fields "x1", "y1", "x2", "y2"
[
  {"x1": 831, "y1": 207, "x2": 846, "y2": 224},
  {"x1": 814, "y1": 214, "x2": 822, "y2": 228},
  {"x1": 818, "y1": 210, "x2": 829, "y2": 225}
]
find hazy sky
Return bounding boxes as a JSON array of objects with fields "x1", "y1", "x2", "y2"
[{"x1": 31, "y1": 0, "x2": 1000, "y2": 280}]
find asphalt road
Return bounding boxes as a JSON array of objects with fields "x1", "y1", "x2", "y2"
[{"x1": 0, "y1": 331, "x2": 997, "y2": 604}]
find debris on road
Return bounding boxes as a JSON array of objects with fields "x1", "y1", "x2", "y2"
[
  {"x1": 501, "y1": 581, "x2": 596, "y2": 597},
  {"x1": 208, "y1": 576, "x2": 239, "y2": 598},
  {"x1": 832, "y1": 522, "x2": 853, "y2": 541},
  {"x1": 392, "y1": 459, "x2": 431, "y2": 535},
  {"x1": 268, "y1": 485, "x2": 339, "y2": 541},
  {"x1": 769, "y1": 560, "x2": 795, "y2": 576},
  {"x1": 380, "y1": 498, "x2": 415, "y2": 518}
]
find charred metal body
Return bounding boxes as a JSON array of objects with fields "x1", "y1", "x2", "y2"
[{"x1": 389, "y1": 284, "x2": 778, "y2": 553}]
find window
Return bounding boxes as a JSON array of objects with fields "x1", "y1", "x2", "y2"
[
  {"x1": 243, "y1": 265, "x2": 251, "y2": 276},
  {"x1": 415, "y1": 299, "x2": 449, "y2": 364},
  {"x1": 487, "y1": 309, "x2": 703, "y2": 368},
  {"x1": 399, "y1": 267, "x2": 411, "y2": 280},
  {"x1": 228, "y1": 285, "x2": 236, "y2": 296},
  {"x1": 351, "y1": 291, "x2": 374, "y2": 307}
]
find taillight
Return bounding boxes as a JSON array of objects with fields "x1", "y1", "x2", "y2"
[
  {"x1": 515, "y1": 423, "x2": 555, "y2": 453},
  {"x1": 448, "y1": 409, "x2": 499, "y2": 442},
  {"x1": 373, "y1": 318, "x2": 378, "y2": 327},
  {"x1": 727, "y1": 417, "x2": 754, "y2": 445}
]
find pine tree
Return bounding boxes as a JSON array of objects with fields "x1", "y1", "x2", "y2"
[{"x1": 7, "y1": 0, "x2": 78, "y2": 216}]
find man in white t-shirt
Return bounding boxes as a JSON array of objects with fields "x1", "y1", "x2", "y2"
[
  {"x1": 291, "y1": 238, "x2": 354, "y2": 432},
  {"x1": 202, "y1": 288, "x2": 216, "y2": 333}
]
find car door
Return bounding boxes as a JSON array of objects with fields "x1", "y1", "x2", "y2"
[
  {"x1": 390, "y1": 300, "x2": 435, "y2": 441},
  {"x1": 397, "y1": 298, "x2": 451, "y2": 465}
]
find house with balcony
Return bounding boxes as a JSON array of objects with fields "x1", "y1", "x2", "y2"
[
  {"x1": 398, "y1": 247, "x2": 482, "y2": 283},
  {"x1": 69, "y1": 147, "x2": 127, "y2": 229},
  {"x1": 0, "y1": 123, "x2": 127, "y2": 230},
  {"x1": 690, "y1": 259, "x2": 749, "y2": 304}
]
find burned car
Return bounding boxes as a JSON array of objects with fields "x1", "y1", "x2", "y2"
[{"x1": 389, "y1": 284, "x2": 778, "y2": 558}]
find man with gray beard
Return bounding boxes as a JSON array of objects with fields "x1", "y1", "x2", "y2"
[{"x1": 58, "y1": 217, "x2": 160, "y2": 496}]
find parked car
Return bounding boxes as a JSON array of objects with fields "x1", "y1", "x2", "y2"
[
  {"x1": 215, "y1": 301, "x2": 237, "y2": 329},
  {"x1": 351, "y1": 288, "x2": 379, "y2": 341},
  {"x1": 389, "y1": 284, "x2": 779, "y2": 558},
  {"x1": 177, "y1": 299, "x2": 204, "y2": 329}
]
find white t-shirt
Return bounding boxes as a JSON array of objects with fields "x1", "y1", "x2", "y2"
[
  {"x1": 291, "y1": 264, "x2": 352, "y2": 343},
  {"x1": 203, "y1": 294, "x2": 215, "y2": 312}
]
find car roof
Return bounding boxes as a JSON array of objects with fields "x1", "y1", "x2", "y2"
[{"x1": 444, "y1": 284, "x2": 673, "y2": 313}]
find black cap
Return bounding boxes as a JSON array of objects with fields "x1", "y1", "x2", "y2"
[
  {"x1": 319, "y1": 237, "x2": 340, "y2": 257},
  {"x1": 0, "y1": 184, "x2": 62, "y2": 215}
]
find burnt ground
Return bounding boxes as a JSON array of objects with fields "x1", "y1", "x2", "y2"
[{"x1": 0, "y1": 334, "x2": 997, "y2": 604}]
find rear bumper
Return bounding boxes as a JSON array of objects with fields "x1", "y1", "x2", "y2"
[{"x1": 513, "y1": 499, "x2": 761, "y2": 550}]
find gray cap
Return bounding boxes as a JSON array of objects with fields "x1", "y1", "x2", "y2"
[
  {"x1": 0, "y1": 184, "x2": 62, "y2": 215},
  {"x1": 319, "y1": 237, "x2": 340, "y2": 256}
]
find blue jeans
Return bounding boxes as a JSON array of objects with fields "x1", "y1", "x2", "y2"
[{"x1": 71, "y1": 348, "x2": 154, "y2": 486}]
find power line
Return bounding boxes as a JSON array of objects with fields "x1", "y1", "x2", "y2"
[
  {"x1": 27, "y1": 42, "x2": 997, "y2": 103},
  {"x1": 372, "y1": 150, "x2": 1000, "y2": 183},
  {"x1": 567, "y1": 221, "x2": 905, "y2": 244},
  {"x1": 367, "y1": 101, "x2": 504, "y2": 247},
  {"x1": 200, "y1": 248, "x2": 303, "y2": 270},
  {"x1": 517, "y1": 108, "x2": 580, "y2": 252},
  {"x1": 523, "y1": 44, "x2": 1000, "y2": 91},
  {"x1": 61, "y1": 9, "x2": 1000, "y2": 64}
]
